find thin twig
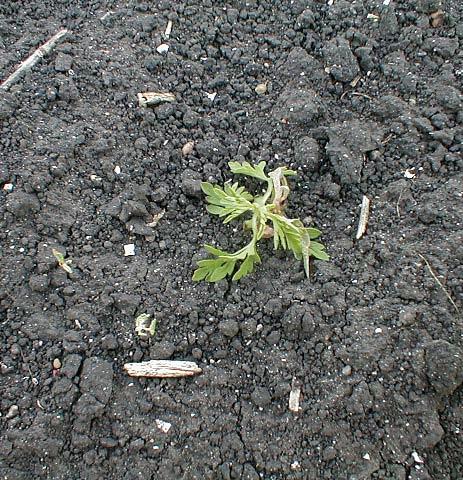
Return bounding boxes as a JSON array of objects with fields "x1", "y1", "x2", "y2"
[
  {"x1": 351, "y1": 92, "x2": 372, "y2": 100},
  {"x1": 1, "y1": 28, "x2": 69, "y2": 91},
  {"x1": 396, "y1": 188, "x2": 403, "y2": 218},
  {"x1": 417, "y1": 253, "x2": 460, "y2": 314}
]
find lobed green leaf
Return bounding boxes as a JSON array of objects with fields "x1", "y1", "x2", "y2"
[{"x1": 228, "y1": 161, "x2": 268, "y2": 182}]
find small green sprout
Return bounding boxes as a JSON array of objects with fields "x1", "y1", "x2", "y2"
[
  {"x1": 52, "y1": 248, "x2": 73, "y2": 274},
  {"x1": 135, "y1": 313, "x2": 157, "y2": 339},
  {"x1": 193, "y1": 161, "x2": 328, "y2": 282}
]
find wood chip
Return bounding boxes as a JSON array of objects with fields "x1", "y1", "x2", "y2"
[
  {"x1": 289, "y1": 378, "x2": 301, "y2": 413},
  {"x1": 164, "y1": 20, "x2": 173, "y2": 38},
  {"x1": 356, "y1": 195, "x2": 371, "y2": 240},
  {"x1": 349, "y1": 75, "x2": 361, "y2": 88},
  {"x1": 137, "y1": 92, "x2": 175, "y2": 108},
  {"x1": 124, "y1": 360, "x2": 202, "y2": 378}
]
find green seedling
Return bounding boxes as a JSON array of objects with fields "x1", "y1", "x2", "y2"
[
  {"x1": 135, "y1": 313, "x2": 157, "y2": 339},
  {"x1": 193, "y1": 161, "x2": 328, "y2": 282},
  {"x1": 52, "y1": 248, "x2": 73, "y2": 274}
]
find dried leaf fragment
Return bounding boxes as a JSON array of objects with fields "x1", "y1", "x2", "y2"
[
  {"x1": 430, "y1": 10, "x2": 444, "y2": 28},
  {"x1": 146, "y1": 210, "x2": 165, "y2": 228}
]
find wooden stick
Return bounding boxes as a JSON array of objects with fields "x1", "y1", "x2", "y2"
[
  {"x1": 137, "y1": 92, "x2": 175, "y2": 107},
  {"x1": 124, "y1": 360, "x2": 202, "y2": 378},
  {"x1": 356, "y1": 195, "x2": 371, "y2": 240},
  {"x1": 1, "y1": 29, "x2": 69, "y2": 91}
]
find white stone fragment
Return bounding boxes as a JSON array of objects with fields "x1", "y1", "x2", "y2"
[
  {"x1": 124, "y1": 244, "x2": 135, "y2": 256},
  {"x1": 156, "y1": 419, "x2": 172, "y2": 433},
  {"x1": 156, "y1": 44, "x2": 169, "y2": 54},
  {"x1": 114, "y1": 165, "x2": 121, "y2": 174},
  {"x1": 3, "y1": 183, "x2": 14, "y2": 192},
  {"x1": 412, "y1": 452, "x2": 424, "y2": 464}
]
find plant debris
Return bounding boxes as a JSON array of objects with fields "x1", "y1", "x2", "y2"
[
  {"x1": 137, "y1": 92, "x2": 175, "y2": 108},
  {"x1": 135, "y1": 313, "x2": 157, "y2": 339},
  {"x1": 52, "y1": 248, "x2": 73, "y2": 274}
]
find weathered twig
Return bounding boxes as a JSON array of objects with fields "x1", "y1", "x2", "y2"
[
  {"x1": 137, "y1": 92, "x2": 175, "y2": 107},
  {"x1": 356, "y1": 195, "x2": 371, "y2": 240},
  {"x1": 124, "y1": 360, "x2": 202, "y2": 378},
  {"x1": 1, "y1": 29, "x2": 69, "y2": 91},
  {"x1": 417, "y1": 253, "x2": 460, "y2": 314}
]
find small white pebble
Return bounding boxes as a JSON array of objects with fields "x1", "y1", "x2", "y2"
[
  {"x1": 375, "y1": 327, "x2": 383, "y2": 334},
  {"x1": 124, "y1": 244, "x2": 135, "y2": 256},
  {"x1": 155, "y1": 419, "x2": 171, "y2": 433},
  {"x1": 6, "y1": 405, "x2": 19, "y2": 419},
  {"x1": 342, "y1": 365, "x2": 352, "y2": 376},
  {"x1": 3, "y1": 183, "x2": 14, "y2": 192},
  {"x1": 205, "y1": 92, "x2": 217, "y2": 101},
  {"x1": 114, "y1": 166, "x2": 121, "y2": 174},
  {"x1": 156, "y1": 43, "x2": 169, "y2": 54},
  {"x1": 363, "y1": 453, "x2": 371, "y2": 460},
  {"x1": 412, "y1": 452, "x2": 424, "y2": 464}
]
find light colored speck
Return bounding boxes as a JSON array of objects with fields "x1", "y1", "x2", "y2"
[
  {"x1": 114, "y1": 166, "x2": 121, "y2": 174},
  {"x1": 412, "y1": 452, "x2": 424, "y2": 463},
  {"x1": 156, "y1": 44, "x2": 169, "y2": 54},
  {"x1": 156, "y1": 419, "x2": 172, "y2": 433},
  {"x1": 124, "y1": 244, "x2": 135, "y2": 256}
]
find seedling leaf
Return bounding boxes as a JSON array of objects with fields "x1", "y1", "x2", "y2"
[
  {"x1": 193, "y1": 161, "x2": 328, "y2": 281},
  {"x1": 52, "y1": 248, "x2": 73, "y2": 274}
]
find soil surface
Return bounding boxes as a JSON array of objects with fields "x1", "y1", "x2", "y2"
[{"x1": 1, "y1": 1, "x2": 463, "y2": 479}]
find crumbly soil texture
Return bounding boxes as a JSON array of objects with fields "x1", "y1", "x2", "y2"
[{"x1": 1, "y1": 1, "x2": 462, "y2": 479}]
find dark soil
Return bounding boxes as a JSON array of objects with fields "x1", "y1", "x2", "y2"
[{"x1": 1, "y1": 1, "x2": 462, "y2": 479}]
